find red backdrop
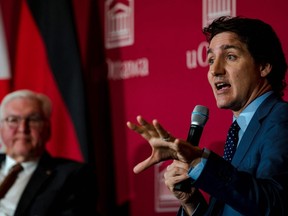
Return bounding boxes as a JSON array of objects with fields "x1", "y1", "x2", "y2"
[
  {"x1": 1, "y1": 0, "x2": 288, "y2": 216},
  {"x1": 104, "y1": 1, "x2": 288, "y2": 216}
]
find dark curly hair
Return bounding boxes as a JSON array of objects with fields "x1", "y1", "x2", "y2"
[{"x1": 203, "y1": 16, "x2": 287, "y2": 98}]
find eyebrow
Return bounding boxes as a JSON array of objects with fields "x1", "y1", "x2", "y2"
[{"x1": 207, "y1": 44, "x2": 242, "y2": 55}]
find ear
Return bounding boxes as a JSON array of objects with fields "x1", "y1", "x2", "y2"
[{"x1": 260, "y1": 63, "x2": 272, "y2": 77}]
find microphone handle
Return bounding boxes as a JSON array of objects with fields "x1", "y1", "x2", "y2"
[
  {"x1": 174, "y1": 125, "x2": 203, "y2": 191},
  {"x1": 187, "y1": 124, "x2": 203, "y2": 146}
]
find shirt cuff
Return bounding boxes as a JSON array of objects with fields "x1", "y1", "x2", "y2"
[{"x1": 188, "y1": 148, "x2": 210, "y2": 180}]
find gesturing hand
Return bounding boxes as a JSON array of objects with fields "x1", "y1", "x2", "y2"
[{"x1": 127, "y1": 115, "x2": 203, "y2": 174}]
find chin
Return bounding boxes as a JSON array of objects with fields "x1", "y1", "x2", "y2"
[
  {"x1": 12, "y1": 145, "x2": 32, "y2": 155},
  {"x1": 216, "y1": 101, "x2": 229, "y2": 109},
  {"x1": 217, "y1": 103, "x2": 233, "y2": 110}
]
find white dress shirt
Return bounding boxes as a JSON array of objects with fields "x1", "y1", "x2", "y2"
[{"x1": 0, "y1": 156, "x2": 38, "y2": 216}]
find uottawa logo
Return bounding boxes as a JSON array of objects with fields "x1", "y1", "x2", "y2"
[
  {"x1": 186, "y1": 0, "x2": 237, "y2": 70},
  {"x1": 203, "y1": 0, "x2": 236, "y2": 28},
  {"x1": 105, "y1": 0, "x2": 134, "y2": 49}
]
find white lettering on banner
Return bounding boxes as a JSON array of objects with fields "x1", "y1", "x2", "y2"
[
  {"x1": 203, "y1": 0, "x2": 236, "y2": 28},
  {"x1": 105, "y1": 0, "x2": 134, "y2": 49},
  {"x1": 186, "y1": 41, "x2": 209, "y2": 69},
  {"x1": 107, "y1": 58, "x2": 149, "y2": 80}
]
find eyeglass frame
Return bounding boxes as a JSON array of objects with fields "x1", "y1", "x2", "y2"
[{"x1": 1, "y1": 114, "x2": 46, "y2": 129}]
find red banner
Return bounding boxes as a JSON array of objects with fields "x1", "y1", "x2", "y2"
[{"x1": 104, "y1": 0, "x2": 288, "y2": 215}]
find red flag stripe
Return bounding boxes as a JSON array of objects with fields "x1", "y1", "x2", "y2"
[{"x1": 13, "y1": 0, "x2": 83, "y2": 161}]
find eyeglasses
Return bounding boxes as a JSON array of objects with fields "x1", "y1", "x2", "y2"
[{"x1": 2, "y1": 115, "x2": 45, "y2": 129}]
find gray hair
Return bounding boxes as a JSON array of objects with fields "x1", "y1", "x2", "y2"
[{"x1": 0, "y1": 89, "x2": 52, "y2": 119}]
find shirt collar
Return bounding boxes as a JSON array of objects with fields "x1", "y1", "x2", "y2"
[
  {"x1": 234, "y1": 91, "x2": 273, "y2": 132},
  {"x1": 3, "y1": 155, "x2": 39, "y2": 174}
]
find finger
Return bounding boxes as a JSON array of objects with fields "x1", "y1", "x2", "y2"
[
  {"x1": 153, "y1": 119, "x2": 175, "y2": 142},
  {"x1": 164, "y1": 168, "x2": 189, "y2": 190},
  {"x1": 127, "y1": 117, "x2": 153, "y2": 140},
  {"x1": 126, "y1": 121, "x2": 137, "y2": 130},
  {"x1": 133, "y1": 157, "x2": 155, "y2": 174},
  {"x1": 171, "y1": 160, "x2": 190, "y2": 170},
  {"x1": 136, "y1": 115, "x2": 148, "y2": 126},
  {"x1": 165, "y1": 162, "x2": 189, "y2": 178},
  {"x1": 137, "y1": 116, "x2": 160, "y2": 137}
]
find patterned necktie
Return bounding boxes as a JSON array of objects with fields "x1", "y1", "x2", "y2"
[
  {"x1": 0, "y1": 163, "x2": 23, "y2": 199},
  {"x1": 223, "y1": 120, "x2": 240, "y2": 162}
]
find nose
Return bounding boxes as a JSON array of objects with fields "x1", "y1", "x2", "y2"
[
  {"x1": 209, "y1": 58, "x2": 225, "y2": 76},
  {"x1": 17, "y1": 119, "x2": 30, "y2": 133}
]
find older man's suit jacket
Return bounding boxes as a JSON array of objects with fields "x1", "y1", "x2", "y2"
[
  {"x1": 178, "y1": 93, "x2": 288, "y2": 216},
  {"x1": 0, "y1": 151, "x2": 99, "y2": 216}
]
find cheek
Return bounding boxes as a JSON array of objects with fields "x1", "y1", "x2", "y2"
[
  {"x1": 207, "y1": 72, "x2": 213, "y2": 86},
  {"x1": 0, "y1": 129, "x2": 15, "y2": 146},
  {"x1": 30, "y1": 131, "x2": 42, "y2": 142},
  {"x1": 1, "y1": 126, "x2": 7, "y2": 135},
  {"x1": 235, "y1": 72, "x2": 257, "y2": 89},
  {"x1": 207, "y1": 69, "x2": 211, "y2": 79}
]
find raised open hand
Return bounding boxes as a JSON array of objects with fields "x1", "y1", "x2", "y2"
[{"x1": 127, "y1": 115, "x2": 203, "y2": 174}]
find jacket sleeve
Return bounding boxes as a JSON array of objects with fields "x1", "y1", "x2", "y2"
[{"x1": 193, "y1": 151, "x2": 288, "y2": 216}]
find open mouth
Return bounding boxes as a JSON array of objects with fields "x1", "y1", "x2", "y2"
[{"x1": 215, "y1": 82, "x2": 231, "y2": 90}]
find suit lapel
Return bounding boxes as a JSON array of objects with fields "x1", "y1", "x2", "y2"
[
  {"x1": 14, "y1": 152, "x2": 54, "y2": 215},
  {"x1": 231, "y1": 94, "x2": 279, "y2": 166}
]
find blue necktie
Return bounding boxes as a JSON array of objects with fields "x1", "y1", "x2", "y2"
[{"x1": 223, "y1": 121, "x2": 240, "y2": 162}]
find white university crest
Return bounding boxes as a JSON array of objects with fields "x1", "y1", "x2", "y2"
[
  {"x1": 105, "y1": 0, "x2": 134, "y2": 49},
  {"x1": 202, "y1": 0, "x2": 236, "y2": 28}
]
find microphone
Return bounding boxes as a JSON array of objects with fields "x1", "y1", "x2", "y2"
[
  {"x1": 174, "y1": 105, "x2": 209, "y2": 191},
  {"x1": 186, "y1": 105, "x2": 209, "y2": 146}
]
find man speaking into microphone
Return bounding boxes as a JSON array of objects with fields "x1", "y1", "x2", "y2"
[{"x1": 127, "y1": 16, "x2": 288, "y2": 216}]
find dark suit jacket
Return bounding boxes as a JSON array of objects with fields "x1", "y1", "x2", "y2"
[
  {"x1": 0, "y1": 151, "x2": 100, "y2": 216},
  {"x1": 178, "y1": 93, "x2": 288, "y2": 216}
]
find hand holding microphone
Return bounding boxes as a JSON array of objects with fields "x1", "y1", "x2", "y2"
[{"x1": 174, "y1": 105, "x2": 209, "y2": 191}]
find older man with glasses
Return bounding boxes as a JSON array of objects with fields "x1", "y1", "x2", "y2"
[{"x1": 0, "y1": 89, "x2": 100, "y2": 216}]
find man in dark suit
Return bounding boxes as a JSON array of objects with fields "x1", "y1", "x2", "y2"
[
  {"x1": 0, "y1": 89, "x2": 100, "y2": 215},
  {"x1": 127, "y1": 16, "x2": 288, "y2": 215}
]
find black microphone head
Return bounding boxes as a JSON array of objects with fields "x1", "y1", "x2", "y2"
[{"x1": 191, "y1": 105, "x2": 209, "y2": 127}]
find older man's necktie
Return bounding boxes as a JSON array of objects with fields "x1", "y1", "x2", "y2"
[
  {"x1": 223, "y1": 120, "x2": 240, "y2": 162},
  {"x1": 0, "y1": 163, "x2": 23, "y2": 199}
]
